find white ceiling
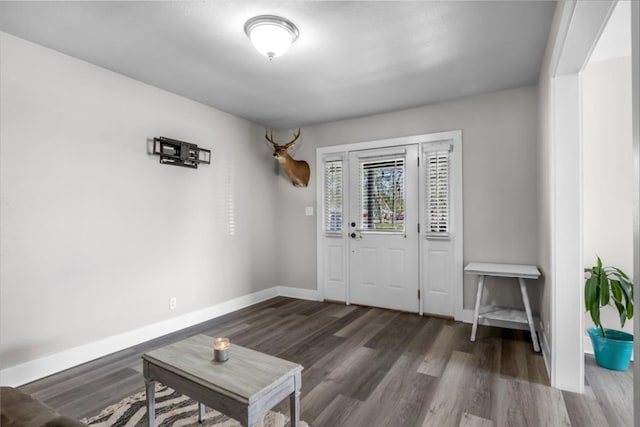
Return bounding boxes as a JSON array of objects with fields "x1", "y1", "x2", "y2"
[{"x1": 0, "y1": 1, "x2": 556, "y2": 129}]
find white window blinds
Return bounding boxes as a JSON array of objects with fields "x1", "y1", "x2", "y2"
[
  {"x1": 359, "y1": 157, "x2": 405, "y2": 232},
  {"x1": 424, "y1": 144, "x2": 451, "y2": 238},
  {"x1": 323, "y1": 159, "x2": 343, "y2": 233}
]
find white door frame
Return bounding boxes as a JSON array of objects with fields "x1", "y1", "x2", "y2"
[
  {"x1": 546, "y1": 0, "x2": 640, "y2": 398},
  {"x1": 631, "y1": 1, "x2": 639, "y2": 423},
  {"x1": 546, "y1": 0, "x2": 610, "y2": 395},
  {"x1": 316, "y1": 130, "x2": 463, "y2": 318}
]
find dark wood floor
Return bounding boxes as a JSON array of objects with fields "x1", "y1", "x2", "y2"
[{"x1": 20, "y1": 297, "x2": 633, "y2": 426}]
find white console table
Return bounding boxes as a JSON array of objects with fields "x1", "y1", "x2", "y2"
[{"x1": 465, "y1": 262, "x2": 541, "y2": 352}]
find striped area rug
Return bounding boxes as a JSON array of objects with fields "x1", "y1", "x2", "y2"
[{"x1": 83, "y1": 384, "x2": 309, "y2": 427}]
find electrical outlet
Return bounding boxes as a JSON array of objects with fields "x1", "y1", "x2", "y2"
[{"x1": 170, "y1": 297, "x2": 177, "y2": 310}]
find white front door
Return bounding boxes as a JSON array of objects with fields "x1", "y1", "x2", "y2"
[{"x1": 347, "y1": 145, "x2": 419, "y2": 312}]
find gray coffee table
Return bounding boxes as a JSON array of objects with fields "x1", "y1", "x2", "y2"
[{"x1": 142, "y1": 334, "x2": 303, "y2": 427}]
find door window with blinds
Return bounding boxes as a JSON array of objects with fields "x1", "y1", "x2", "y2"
[
  {"x1": 323, "y1": 159, "x2": 343, "y2": 234},
  {"x1": 424, "y1": 143, "x2": 451, "y2": 239},
  {"x1": 358, "y1": 157, "x2": 406, "y2": 232}
]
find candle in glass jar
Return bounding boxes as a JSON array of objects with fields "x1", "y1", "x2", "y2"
[
  {"x1": 214, "y1": 338, "x2": 229, "y2": 350},
  {"x1": 213, "y1": 337, "x2": 230, "y2": 362}
]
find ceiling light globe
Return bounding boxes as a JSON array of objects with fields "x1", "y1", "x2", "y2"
[{"x1": 244, "y1": 15, "x2": 299, "y2": 60}]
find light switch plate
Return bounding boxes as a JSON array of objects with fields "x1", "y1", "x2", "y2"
[{"x1": 305, "y1": 206, "x2": 314, "y2": 216}]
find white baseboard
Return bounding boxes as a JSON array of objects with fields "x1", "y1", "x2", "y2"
[
  {"x1": 277, "y1": 286, "x2": 321, "y2": 301},
  {"x1": 458, "y1": 308, "x2": 474, "y2": 323},
  {"x1": 584, "y1": 333, "x2": 594, "y2": 355},
  {"x1": 0, "y1": 286, "x2": 287, "y2": 387},
  {"x1": 539, "y1": 327, "x2": 552, "y2": 377}
]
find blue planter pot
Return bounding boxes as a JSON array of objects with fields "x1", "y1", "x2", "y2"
[{"x1": 587, "y1": 327, "x2": 634, "y2": 371}]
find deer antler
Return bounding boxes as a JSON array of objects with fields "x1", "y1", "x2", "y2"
[
  {"x1": 282, "y1": 129, "x2": 301, "y2": 151},
  {"x1": 265, "y1": 128, "x2": 301, "y2": 150},
  {"x1": 265, "y1": 129, "x2": 277, "y2": 148}
]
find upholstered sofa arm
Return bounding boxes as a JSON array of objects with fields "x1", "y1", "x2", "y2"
[{"x1": 0, "y1": 386, "x2": 86, "y2": 427}]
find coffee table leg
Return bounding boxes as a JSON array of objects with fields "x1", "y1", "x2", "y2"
[
  {"x1": 198, "y1": 402, "x2": 206, "y2": 423},
  {"x1": 145, "y1": 379, "x2": 156, "y2": 427},
  {"x1": 289, "y1": 371, "x2": 301, "y2": 427}
]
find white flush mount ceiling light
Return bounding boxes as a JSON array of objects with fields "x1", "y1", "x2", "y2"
[{"x1": 244, "y1": 15, "x2": 299, "y2": 60}]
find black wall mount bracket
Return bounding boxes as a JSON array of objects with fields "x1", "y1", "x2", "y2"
[{"x1": 152, "y1": 137, "x2": 211, "y2": 169}]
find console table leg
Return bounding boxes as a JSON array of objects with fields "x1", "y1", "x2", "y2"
[
  {"x1": 518, "y1": 277, "x2": 540, "y2": 352},
  {"x1": 145, "y1": 379, "x2": 156, "y2": 427},
  {"x1": 290, "y1": 372, "x2": 301, "y2": 427},
  {"x1": 471, "y1": 275, "x2": 485, "y2": 341}
]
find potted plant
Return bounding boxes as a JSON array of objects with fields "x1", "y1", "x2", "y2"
[{"x1": 584, "y1": 256, "x2": 634, "y2": 371}]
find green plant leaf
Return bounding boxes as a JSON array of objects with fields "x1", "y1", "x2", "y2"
[
  {"x1": 611, "y1": 279, "x2": 631, "y2": 328},
  {"x1": 585, "y1": 276, "x2": 597, "y2": 312},
  {"x1": 585, "y1": 258, "x2": 634, "y2": 330},
  {"x1": 598, "y1": 270, "x2": 609, "y2": 306},
  {"x1": 612, "y1": 266, "x2": 630, "y2": 280},
  {"x1": 590, "y1": 298, "x2": 601, "y2": 327},
  {"x1": 618, "y1": 277, "x2": 633, "y2": 302},
  {"x1": 610, "y1": 280, "x2": 622, "y2": 303},
  {"x1": 613, "y1": 300, "x2": 625, "y2": 320}
]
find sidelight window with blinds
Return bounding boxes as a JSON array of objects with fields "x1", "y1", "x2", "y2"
[
  {"x1": 323, "y1": 159, "x2": 343, "y2": 234},
  {"x1": 359, "y1": 157, "x2": 405, "y2": 232},
  {"x1": 424, "y1": 144, "x2": 451, "y2": 239}
]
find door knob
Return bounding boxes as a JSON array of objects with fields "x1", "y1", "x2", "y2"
[
  {"x1": 350, "y1": 233, "x2": 357, "y2": 239},
  {"x1": 351, "y1": 222, "x2": 356, "y2": 227}
]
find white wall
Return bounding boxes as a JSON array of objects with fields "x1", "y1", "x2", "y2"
[
  {"x1": 582, "y1": 56, "x2": 633, "y2": 337},
  {"x1": 0, "y1": 33, "x2": 279, "y2": 373},
  {"x1": 277, "y1": 86, "x2": 540, "y2": 312}
]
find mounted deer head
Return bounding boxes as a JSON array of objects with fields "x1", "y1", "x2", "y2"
[{"x1": 265, "y1": 129, "x2": 310, "y2": 187}]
